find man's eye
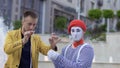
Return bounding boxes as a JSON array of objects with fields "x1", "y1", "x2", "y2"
[
  {"x1": 33, "y1": 24, "x2": 36, "y2": 26},
  {"x1": 77, "y1": 29, "x2": 80, "y2": 32},
  {"x1": 28, "y1": 23, "x2": 32, "y2": 26},
  {"x1": 71, "y1": 29, "x2": 74, "y2": 32}
]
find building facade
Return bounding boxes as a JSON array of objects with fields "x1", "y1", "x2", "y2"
[
  {"x1": 42, "y1": 0, "x2": 77, "y2": 34},
  {"x1": 11, "y1": 0, "x2": 45, "y2": 33},
  {"x1": 0, "y1": 0, "x2": 13, "y2": 29},
  {"x1": 2, "y1": 0, "x2": 120, "y2": 33},
  {"x1": 101, "y1": 0, "x2": 120, "y2": 31},
  {"x1": 78, "y1": 0, "x2": 120, "y2": 31},
  {"x1": 10, "y1": 0, "x2": 77, "y2": 33}
]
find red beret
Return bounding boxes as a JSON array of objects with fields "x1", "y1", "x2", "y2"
[{"x1": 68, "y1": 19, "x2": 87, "y2": 34}]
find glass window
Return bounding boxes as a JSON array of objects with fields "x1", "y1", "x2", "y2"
[
  {"x1": 15, "y1": 15, "x2": 18, "y2": 20},
  {"x1": 80, "y1": 0, "x2": 85, "y2": 12},
  {"x1": 67, "y1": 0, "x2": 72, "y2": 3},
  {"x1": 91, "y1": 2, "x2": 94, "y2": 9}
]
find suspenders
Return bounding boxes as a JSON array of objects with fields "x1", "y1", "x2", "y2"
[
  {"x1": 64, "y1": 43, "x2": 91, "y2": 68},
  {"x1": 64, "y1": 43, "x2": 87, "y2": 62},
  {"x1": 76, "y1": 43, "x2": 87, "y2": 62}
]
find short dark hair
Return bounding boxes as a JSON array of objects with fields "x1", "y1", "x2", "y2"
[{"x1": 23, "y1": 10, "x2": 38, "y2": 18}]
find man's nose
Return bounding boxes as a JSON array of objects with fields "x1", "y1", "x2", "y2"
[
  {"x1": 73, "y1": 32, "x2": 77, "y2": 36},
  {"x1": 30, "y1": 25, "x2": 34, "y2": 29},
  {"x1": 74, "y1": 31, "x2": 77, "y2": 35}
]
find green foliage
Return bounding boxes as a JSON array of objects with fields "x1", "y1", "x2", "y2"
[
  {"x1": 110, "y1": 30, "x2": 115, "y2": 32},
  {"x1": 13, "y1": 20, "x2": 22, "y2": 30},
  {"x1": 117, "y1": 10, "x2": 120, "y2": 18},
  {"x1": 103, "y1": 9, "x2": 114, "y2": 18},
  {"x1": 87, "y1": 24, "x2": 107, "y2": 41},
  {"x1": 54, "y1": 16, "x2": 67, "y2": 30},
  {"x1": 88, "y1": 9, "x2": 102, "y2": 20},
  {"x1": 97, "y1": 33, "x2": 106, "y2": 41},
  {"x1": 91, "y1": 32, "x2": 106, "y2": 41},
  {"x1": 91, "y1": 24, "x2": 106, "y2": 34},
  {"x1": 85, "y1": 31, "x2": 91, "y2": 36},
  {"x1": 116, "y1": 22, "x2": 120, "y2": 31},
  {"x1": 99, "y1": 24, "x2": 107, "y2": 32}
]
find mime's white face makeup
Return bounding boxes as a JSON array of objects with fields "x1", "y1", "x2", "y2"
[{"x1": 71, "y1": 27, "x2": 83, "y2": 41}]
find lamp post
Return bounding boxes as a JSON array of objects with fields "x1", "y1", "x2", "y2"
[
  {"x1": 76, "y1": 0, "x2": 80, "y2": 19},
  {"x1": 42, "y1": 0, "x2": 46, "y2": 34},
  {"x1": 107, "y1": 0, "x2": 110, "y2": 33}
]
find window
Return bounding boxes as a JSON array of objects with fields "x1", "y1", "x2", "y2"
[
  {"x1": 80, "y1": 0, "x2": 85, "y2": 12},
  {"x1": 91, "y1": 2, "x2": 94, "y2": 9},
  {"x1": 4, "y1": 0, "x2": 7, "y2": 4},
  {"x1": 16, "y1": 0, "x2": 19, "y2": 5},
  {"x1": 113, "y1": 0, "x2": 117, "y2": 7},
  {"x1": 107, "y1": 0, "x2": 110, "y2": 3},
  {"x1": 15, "y1": 15, "x2": 18, "y2": 20},
  {"x1": 97, "y1": 0, "x2": 103, "y2": 8},
  {"x1": 67, "y1": 0, "x2": 72, "y2": 3},
  {"x1": 15, "y1": 7, "x2": 18, "y2": 12}
]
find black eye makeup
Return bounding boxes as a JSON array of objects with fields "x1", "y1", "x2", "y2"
[
  {"x1": 71, "y1": 29, "x2": 75, "y2": 32},
  {"x1": 76, "y1": 29, "x2": 81, "y2": 32}
]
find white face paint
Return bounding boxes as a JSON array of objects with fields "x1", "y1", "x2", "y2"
[{"x1": 71, "y1": 27, "x2": 83, "y2": 41}]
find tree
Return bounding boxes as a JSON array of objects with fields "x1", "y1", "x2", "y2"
[
  {"x1": 117, "y1": 10, "x2": 120, "y2": 19},
  {"x1": 88, "y1": 9, "x2": 102, "y2": 20},
  {"x1": 103, "y1": 10, "x2": 114, "y2": 18},
  {"x1": 103, "y1": 9, "x2": 114, "y2": 33},
  {"x1": 116, "y1": 10, "x2": 120, "y2": 31},
  {"x1": 88, "y1": 9, "x2": 102, "y2": 30},
  {"x1": 13, "y1": 20, "x2": 22, "y2": 30},
  {"x1": 116, "y1": 22, "x2": 120, "y2": 31},
  {"x1": 54, "y1": 16, "x2": 67, "y2": 32}
]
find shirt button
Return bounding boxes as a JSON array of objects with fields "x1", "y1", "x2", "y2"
[{"x1": 16, "y1": 65, "x2": 18, "y2": 67}]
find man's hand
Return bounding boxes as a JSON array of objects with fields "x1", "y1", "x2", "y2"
[
  {"x1": 22, "y1": 31, "x2": 35, "y2": 45},
  {"x1": 49, "y1": 33, "x2": 61, "y2": 50}
]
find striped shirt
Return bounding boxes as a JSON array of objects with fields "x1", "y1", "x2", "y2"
[{"x1": 53, "y1": 43, "x2": 94, "y2": 68}]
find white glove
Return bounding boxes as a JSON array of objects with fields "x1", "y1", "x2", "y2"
[{"x1": 47, "y1": 49, "x2": 59, "y2": 60}]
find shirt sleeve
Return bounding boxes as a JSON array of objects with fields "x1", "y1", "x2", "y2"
[
  {"x1": 53, "y1": 46, "x2": 94, "y2": 68},
  {"x1": 52, "y1": 46, "x2": 66, "y2": 68}
]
